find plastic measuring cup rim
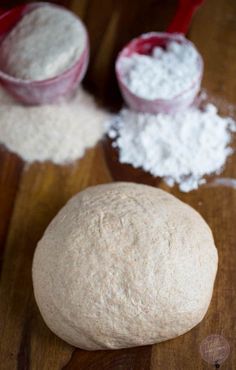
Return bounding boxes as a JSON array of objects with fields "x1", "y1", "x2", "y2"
[
  {"x1": 115, "y1": 31, "x2": 204, "y2": 104},
  {"x1": 0, "y1": 2, "x2": 89, "y2": 85}
]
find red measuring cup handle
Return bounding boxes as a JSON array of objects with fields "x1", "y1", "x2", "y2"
[
  {"x1": 0, "y1": 5, "x2": 27, "y2": 35},
  {"x1": 167, "y1": 0, "x2": 205, "y2": 34}
]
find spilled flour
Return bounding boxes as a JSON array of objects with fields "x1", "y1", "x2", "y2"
[
  {"x1": 205, "y1": 178, "x2": 236, "y2": 190},
  {"x1": 0, "y1": 86, "x2": 108, "y2": 164},
  {"x1": 108, "y1": 104, "x2": 236, "y2": 192}
]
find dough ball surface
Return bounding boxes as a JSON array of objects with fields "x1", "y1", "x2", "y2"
[{"x1": 32, "y1": 182, "x2": 218, "y2": 350}]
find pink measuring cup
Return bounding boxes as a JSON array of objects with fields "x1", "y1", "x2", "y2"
[
  {"x1": 115, "y1": 0, "x2": 205, "y2": 114},
  {"x1": 0, "y1": 2, "x2": 89, "y2": 105}
]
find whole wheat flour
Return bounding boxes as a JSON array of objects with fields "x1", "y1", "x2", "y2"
[
  {"x1": 118, "y1": 40, "x2": 200, "y2": 100},
  {"x1": 0, "y1": 86, "x2": 107, "y2": 164},
  {"x1": 0, "y1": 5, "x2": 86, "y2": 80},
  {"x1": 108, "y1": 104, "x2": 236, "y2": 192}
]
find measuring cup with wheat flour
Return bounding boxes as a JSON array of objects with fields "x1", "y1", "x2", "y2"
[
  {"x1": 0, "y1": 2, "x2": 89, "y2": 105},
  {"x1": 115, "y1": 0, "x2": 205, "y2": 114}
]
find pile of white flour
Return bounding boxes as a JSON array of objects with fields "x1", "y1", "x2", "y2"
[
  {"x1": 118, "y1": 40, "x2": 200, "y2": 99},
  {"x1": 0, "y1": 86, "x2": 107, "y2": 164},
  {"x1": 0, "y1": 5, "x2": 86, "y2": 80},
  {"x1": 108, "y1": 104, "x2": 236, "y2": 192}
]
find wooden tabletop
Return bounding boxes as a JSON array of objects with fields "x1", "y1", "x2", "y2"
[{"x1": 0, "y1": 0, "x2": 236, "y2": 369}]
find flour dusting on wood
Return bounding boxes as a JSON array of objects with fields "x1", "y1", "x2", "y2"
[{"x1": 0, "y1": 87, "x2": 108, "y2": 164}]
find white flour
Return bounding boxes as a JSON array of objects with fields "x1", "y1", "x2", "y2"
[
  {"x1": 108, "y1": 104, "x2": 236, "y2": 192},
  {"x1": 0, "y1": 86, "x2": 107, "y2": 164},
  {"x1": 0, "y1": 5, "x2": 86, "y2": 80},
  {"x1": 118, "y1": 40, "x2": 199, "y2": 99}
]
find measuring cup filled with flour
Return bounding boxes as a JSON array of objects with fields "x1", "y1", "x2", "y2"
[
  {"x1": 0, "y1": 2, "x2": 89, "y2": 105},
  {"x1": 116, "y1": 32, "x2": 203, "y2": 114}
]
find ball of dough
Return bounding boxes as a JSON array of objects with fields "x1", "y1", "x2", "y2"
[{"x1": 32, "y1": 182, "x2": 218, "y2": 350}]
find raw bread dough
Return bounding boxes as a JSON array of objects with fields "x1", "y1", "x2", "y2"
[
  {"x1": 32, "y1": 182, "x2": 218, "y2": 350},
  {"x1": 0, "y1": 5, "x2": 86, "y2": 81}
]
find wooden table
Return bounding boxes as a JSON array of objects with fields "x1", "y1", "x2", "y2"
[{"x1": 0, "y1": 0, "x2": 236, "y2": 369}]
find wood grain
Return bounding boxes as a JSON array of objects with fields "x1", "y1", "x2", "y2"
[
  {"x1": 0, "y1": 150, "x2": 23, "y2": 278},
  {"x1": 0, "y1": 0, "x2": 236, "y2": 369}
]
